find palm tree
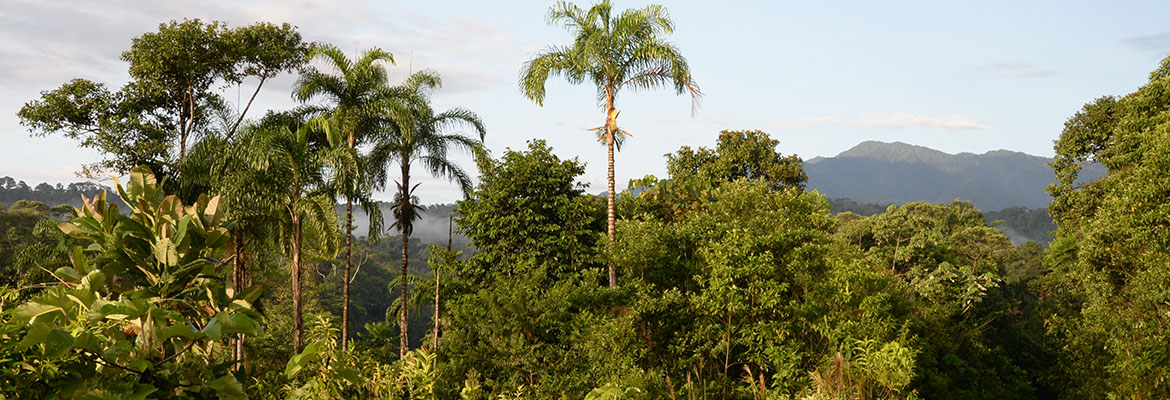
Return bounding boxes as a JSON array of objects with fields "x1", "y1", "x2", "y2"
[
  {"x1": 519, "y1": 0, "x2": 701, "y2": 286},
  {"x1": 370, "y1": 71, "x2": 485, "y2": 358},
  {"x1": 246, "y1": 113, "x2": 340, "y2": 353},
  {"x1": 293, "y1": 45, "x2": 395, "y2": 350}
]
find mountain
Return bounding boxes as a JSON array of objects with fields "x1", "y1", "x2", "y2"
[{"x1": 804, "y1": 141, "x2": 1105, "y2": 211}]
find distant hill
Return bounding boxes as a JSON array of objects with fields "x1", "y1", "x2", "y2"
[{"x1": 805, "y1": 141, "x2": 1106, "y2": 211}]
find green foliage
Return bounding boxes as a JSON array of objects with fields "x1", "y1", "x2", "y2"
[
  {"x1": 19, "y1": 19, "x2": 307, "y2": 179},
  {"x1": 0, "y1": 166, "x2": 256, "y2": 399},
  {"x1": 667, "y1": 130, "x2": 806, "y2": 190},
  {"x1": 803, "y1": 339, "x2": 918, "y2": 400},
  {"x1": 1039, "y1": 55, "x2": 1170, "y2": 398},
  {"x1": 457, "y1": 140, "x2": 602, "y2": 278},
  {"x1": 614, "y1": 180, "x2": 913, "y2": 398},
  {"x1": 441, "y1": 140, "x2": 646, "y2": 399},
  {"x1": 0, "y1": 201, "x2": 77, "y2": 300},
  {"x1": 835, "y1": 202, "x2": 1045, "y2": 399}
]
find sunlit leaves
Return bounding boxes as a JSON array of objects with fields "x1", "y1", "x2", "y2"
[{"x1": 0, "y1": 165, "x2": 256, "y2": 398}]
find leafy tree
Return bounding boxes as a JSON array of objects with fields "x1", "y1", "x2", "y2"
[
  {"x1": 607, "y1": 175, "x2": 922, "y2": 399},
  {"x1": 440, "y1": 140, "x2": 644, "y2": 399},
  {"x1": 0, "y1": 166, "x2": 258, "y2": 398},
  {"x1": 294, "y1": 45, "x2": 397, "y2": 350},
  {"x1": 1039, "y1": 55, "x2": 1170, "y2": 398},
  {"x1": 370, "y1": 71, "x2": 485, "y2": 359},
  {"x1": 667, "y1": 129, "x2": 806, "y2": 190},
  {"x1": 836, "y1": 202, "x2": 1035, "y2": 399},
  {"x1": 520, "y1": 0, "x2": 701, "y2": 287},
  {"x1": 18, "y1": 19, "x2": 307, "y2": 182}
]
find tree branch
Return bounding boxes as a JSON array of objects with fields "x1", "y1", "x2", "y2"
[{"x1": 227, "y1": 72, "x2": 268, "y2": 140}]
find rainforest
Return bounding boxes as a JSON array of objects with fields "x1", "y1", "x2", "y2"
[{"x1": 1, "y1": 2, "x2": 1169, "y2": 399}]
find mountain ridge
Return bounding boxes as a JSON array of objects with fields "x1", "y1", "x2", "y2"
[{"x1": 804, "y1": 141, "x2": 1105, "y2": 211}]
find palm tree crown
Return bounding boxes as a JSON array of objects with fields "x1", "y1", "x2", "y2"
[{"x1": 293, "y1": 44, "x2": 397, "y2": 350}]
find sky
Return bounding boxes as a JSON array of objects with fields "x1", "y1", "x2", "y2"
[{"x1": 1, "y1": 0, "x2": 1168, "y2": 203}]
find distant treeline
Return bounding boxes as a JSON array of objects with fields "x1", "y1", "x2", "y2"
[
  {"x1": 0, "y1": 177, "x2": 126, "y2": 209},
  {"x1": 829, "y1": 197, "x2": 1055, "y2": 245}
]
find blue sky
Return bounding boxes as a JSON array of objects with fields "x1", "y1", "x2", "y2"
[{"x1": 1, "y1": 0, "x2": 1167, "y2": 203}]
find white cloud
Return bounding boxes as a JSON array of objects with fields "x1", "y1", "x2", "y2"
[
  {"x1": 978, "y1": 61, "x2": 1057, "y2": 79},
  {"x1": 774, "y1": 112, "x2": 991, "y2": 131}
]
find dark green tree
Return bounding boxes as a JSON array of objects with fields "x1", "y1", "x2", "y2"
[
  {"x1": 1039, "y1": 55, "x2": 1170, "y2": 398},
  {"x1": 245, "y1": 114, "x2": 340, "y2": 353},
  {"x1": 442, "y1": 140, "x2": 640, "y2": 399},
  {"x1": 667, "y1": 129, "x2": 806, "y2": 190},
  {"x1": 18, "y1": 19, "x2": 307, "y2": 182}
]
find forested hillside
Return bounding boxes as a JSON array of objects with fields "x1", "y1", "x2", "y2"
[
  {"x1": 2, "y1": 4, "x2": 1169, "y2": 400},
  {"x1": 806, "y1": 141, "x2": 1106, "y2": 210},
  {"x1": 830, "y1": 198, "x2": 1056, "y2": 245}
]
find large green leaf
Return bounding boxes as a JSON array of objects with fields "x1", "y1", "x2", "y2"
[
  {"x1": 13, "y1": 302, "x2": 63, "y2": 322},
  {"x1": 284, "y1": 343, "x2": 322, "y2": 379},
  {"x1": 207, "y1": 373, "x2": 247, "y2": 400},
  {"x1": 16, "y1": 322, "x2": 51, "y2": 350},
  {"x1": 43, "y1": 329, "x2": 74, "y2": 358}
]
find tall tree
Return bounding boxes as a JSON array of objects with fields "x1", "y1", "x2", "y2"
[
  {"x1": 18, "y1": 19, "x2": 307, "y2": 183},
  {"x1": 519, "y1": 0, "x2": 701, "y2": 286},
  {"x1": 1040, "y1": 56, "x2": 1170, "y2": 398},
  {"x1": 293, "y1": 45, "x2": 394, "y2": 350},
  {"x1": 370, "y1": 71, "x2": 485, "y2": 359},
  {"x1": 246, "y1": 114, "x2": 340, "y2": 353}
]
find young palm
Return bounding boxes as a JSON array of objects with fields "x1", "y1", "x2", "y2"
[
  {"x1": 293, "y1": 44, "x2": 395, "y2": 349},
  {"x1": 370, "y1": 70, "x2": 485, "y2": 358},
  {"x1": 519, "y1": 0, "x2": 701, "y2": 286},
  {"x1": 246, "y1": 113, "x2": 340, "y2": 353}
]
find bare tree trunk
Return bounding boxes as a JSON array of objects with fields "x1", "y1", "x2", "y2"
[
  {"x1": 232, "y1": 235, "x2": 245, "y2": 370},
  {"x1": 400, "y1": 165, "x2": 411, "y2": 359},
  {"x1": 227, "y1": 72, "x2": 267, "y2": 139},
  {"x1": 342, "y1": 200, "x2": 352, "y2": 352},
  {"x1": 242, "y1": 241, "x2": 253, "y2": 374},
  {"x1": 343, "y1": 128, "x2": 358, "y2": 352},
  {"x1": 435, "y1": 215, "x2": 450, "y2": 357},
  {"x1": 292, "y1": 213, "x2": 304, "y2": 354},
  {"x1": 605, "y1": 103, "x2": 618, "y2": 287},
  {"x1": 433, "y1": 263, "x2": 440, "y2": 357}
]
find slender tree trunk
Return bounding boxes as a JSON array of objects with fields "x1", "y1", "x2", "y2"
[
  {"x1": 342, "y1": 129, "x2": 358, "y2": 352},
  {"x1": 292, "y1": 213, "x2": 304, "y2": 354},
  {"x1": 435, "y1": 215, "x2": 450, "y2": 357},
  {"x1": 242, "y1": 240, "x2": 253, "y2": 374},
  {"x1": 227, "y1": 72, "x2": 267, "y2": 139},
  {"x1": 342, "y1": 199, "x2": 352, "y2": 352},
  {"x1": 605, "y1": 101, "x2": 618, "y2": 287},
  {"x1": 233, "y1": 235, "x2": 245, "y2": 370},
  {"x1": 433, "y1": 263, "x2": 440, "y2": 355},
  {"x1": 400, "y1": 164, "x2": 411, "y2": 359}
]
